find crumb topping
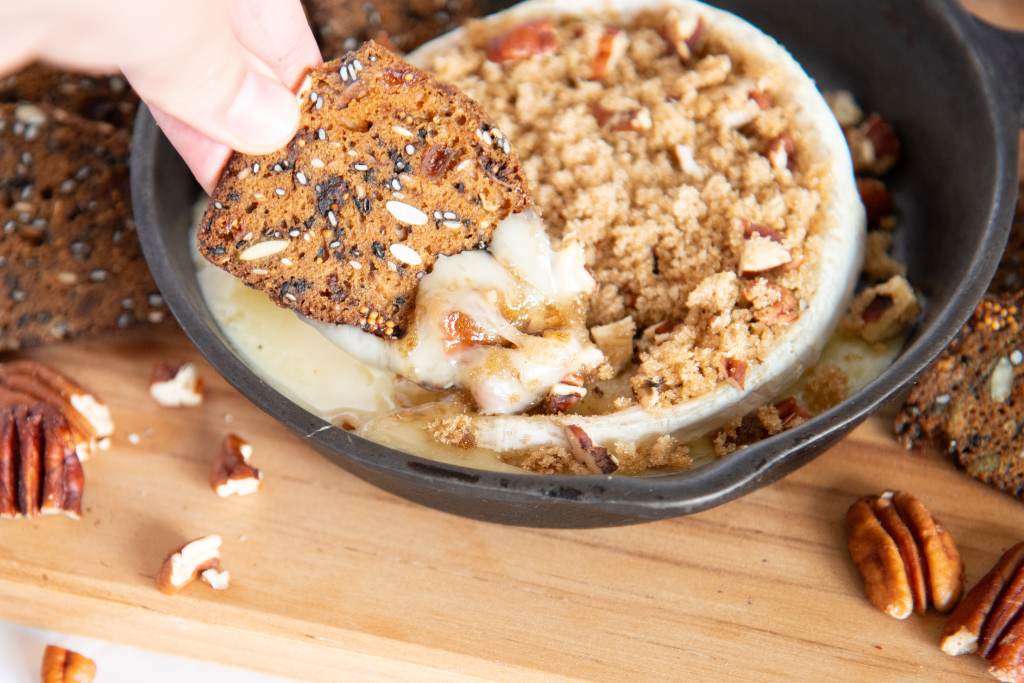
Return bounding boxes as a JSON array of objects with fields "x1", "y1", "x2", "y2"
[{"x1": 429, "y1": 11, "x2": 830, "y2": 407}]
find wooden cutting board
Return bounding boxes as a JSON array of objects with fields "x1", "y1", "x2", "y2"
[
  {"x1": 0, "y1": 330, "x2": 1019, "y2": 683},
  {"x1": 1, "y1": 2, "x2": 1020, "y2": 681}
]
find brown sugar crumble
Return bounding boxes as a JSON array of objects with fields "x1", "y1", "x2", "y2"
[
  {"x1": 804, "y1": 364, "x2": 849, "y2": 414},
  {"x1": 428, "y1": 11, "x2": 832, "y2": 408}
]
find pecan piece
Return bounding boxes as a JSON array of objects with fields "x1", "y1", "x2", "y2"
[
  {"x1": 486, "y1": 19, "x2": 558, "y2": 63},
  {"x1": 856, "y1": 177, "x2": 895, "y2": 227},
  {"x1": 590, "y1": 26, "x2": 627, "y2": 80},
  {"x1": 846, "y1": 114, "x2": 901, "y2": 176},
  {"x1": 724, "y1": 357, "x2": 747, "y2": 389},
  {"x1": 942, "y1": 543, "x2": 1024, "y2": 657},
  {"x1": 540, "y1": 383, "x2": 587, "y2": 415},
  {"x1": 149, "y1": 361, "x2": 204, "y2": 407},
  {"x1": 663, "y1": 11, "x2": 707, "y2": 62},
  {"x1": 211, "y1": 434, "x2": 262, "y2": 498},
  {"x1": 766, "y1": 134, "x2": 795, "y2": 172},
  {"x1": 740, "y1": 233, "x2": 791, "y2": 275},
  {"x1": 42, "y1": 644, "x2": 96, "y2": 683},
  {"x1": 847, "y1": 491, "x2": 963, "y2": 619},
  {"x1": 564, "y1": 425, "x2": 617, "y2": 474},
  {"x1": 157, "y1": 535, "x2": 227, "y2": 594}
]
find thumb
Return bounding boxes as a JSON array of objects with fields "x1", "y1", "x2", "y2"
[{"x1": 119, "y1": 2, "x2": 300, "y2": 155}]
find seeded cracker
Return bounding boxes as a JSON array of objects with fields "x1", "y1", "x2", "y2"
[
  {"x1": 198, "y1": 41, "x2": 530, "y2": 337},
  {"x1": 0, "y1": 63, "x2": 137, "y2": 129},
  {"x1": 895, "y1": 294, "x2": 1024, "y2": 499},
  {"x1": 302, "y1": 0, "x2": 503, "y2": 57},
  {"x1": 0, "y1": 103, "x2": 165, "y2": 351}
]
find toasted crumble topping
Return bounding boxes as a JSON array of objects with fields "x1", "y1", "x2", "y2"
[
  {"x1": 428, "y1": 414, "x2": 476, "y2": 448},
  {"x1": 804, "y1": 364, "x2": 849, "y2": 414},
  {"x1": 430, "y1": 11, "x2": 829, "y2": 408}
]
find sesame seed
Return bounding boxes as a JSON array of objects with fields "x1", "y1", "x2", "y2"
[
  {"x1": 340, "y1": 67, "x2": 349, "y2": 81},
  {"x1": 121, "y1": 297, "x2": 134, "y2": 309},
  {"x1": 316, "y1": 97, "x2": 324, "y2": 110},
  {"x1": 501, "y1": 139, "x2": 511, "y2": 154},
  {"x1": 317, "y1": 128, "x2": 327, "y2": 140},
  {"x1": 280, "y1": 257, "x2": 293, "y2": 266},
  {"x1": 475, "y1": 128, "x2": 493, "y2": 146},
  {"x1": 353, "y1": 163, "x2": 369, "y2": 171},
  {"x1": 275, "y1": 188, "x2": 286, "y2": 196},
  {"x1": 389, "y1": 243, "x2": 423, "y2": 266},
  {"x1": 392, "y1": 125, "x2": 414, "y2": 138},
  {"x1": 349, "y1": 260, "x2": 362, "y2": 270},
  {"x1": 327, "y1": 210, "x2": 338, "y2": 227},
  {"x1": 405, "y1": 144, "x2": 416, "y2": 155},
  {"x1": 252, "y1": 162, "x2": 260, "y2": 173},
  {"x1": 213, "y1": 201, "x2": 224, "y2": 209},
  {"x1": 310, "y1": 91, "x2": 319, "y2": 103},
  {"x1": 289, "y1": 228, "x2": 301, "y2": 237},
  {"x1": 89, "y1": 269, "x2": 109, "y2": 282},
  {"x1": 443, "y1": 211, "x2": 457, "y2": 220},
  {"x1": 59, "y1": 179, "x2": 76, "y2": 194},
  {"x1": 390, "y1": 178, "x2": 402, "y2": 191},
  {"x1": 353, "y1": 59, "x2": 363, "y2": 71},
  {"x1": 284, "y1": 292, "x2": 297, "y2": 302},
  {"x1": 148, "y1": 293, "x2": 164, "y2": 306},
  {"x1": 295, "y1": 171, "x2": 308, "y2": 185},
  {"x1": 442, "y1": 221, "x2": 463, "y2": 229},
  {"x1": 273, "y1": 163, "x2": 283, "y2": 172},
  {"x1": 329, "y1": 240, "x2": 341, "y2": 249},
  {"x1": 311, "y1": 158, "x2": 325, "y2": 168}
]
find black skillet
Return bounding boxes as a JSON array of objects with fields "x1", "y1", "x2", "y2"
[{"x1": 130, "y1": 0, "x2": 1023, "y2": 527}]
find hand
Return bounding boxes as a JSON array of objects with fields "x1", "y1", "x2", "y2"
[{"x1": 0, "y1": 0, "x2": 322, "y2": 192}]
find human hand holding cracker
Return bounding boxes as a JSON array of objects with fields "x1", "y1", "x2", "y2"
[{"x1": 0, "y1": 0, "x2": 321, "y2": 192}]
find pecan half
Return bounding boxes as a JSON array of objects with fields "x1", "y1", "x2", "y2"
[
  {"x1": 486, "y1": 19, "x2": 558, "y2": 63},
  {"x1": 210, "y1": 434, "x2": 262, "y2": 498},
  {"x1": 564, "y1": 425, "x2": 618, "y2": 474},
  {"x1": 42, "y1": 644, "x2": 96, "y2": 683},
  {"x1": 0, "y1": 360, "x2": 112, "y2": 458},
  {"x1": 847, "y1": 491, "x2": 963, "y2": 619},
  {"x1": 942, "y1": 543, "x2": 1024, "y2": 657}
]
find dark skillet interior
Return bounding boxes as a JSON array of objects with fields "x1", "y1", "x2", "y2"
[{"x1": 131, "y1": 0, "x2": 1021, "y2": 528}]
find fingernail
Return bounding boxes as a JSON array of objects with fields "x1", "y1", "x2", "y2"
[{"x1": 225, "y1": 71, "x2": 299, "y2": 153}]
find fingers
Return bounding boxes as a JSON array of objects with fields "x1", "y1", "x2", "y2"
[
  {"x1": 119, "y1": 0, "x2": 300, "y2": 156},
  {"x1": 230, "y1": 0, "x2": 322, "y2": 89},
  {"x1": 149, "y1": 106, "x2": 231, "y2": 195}
]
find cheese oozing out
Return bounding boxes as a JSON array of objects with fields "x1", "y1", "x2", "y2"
[{"x1": 309, "y1": 211, "x2": 606, "y2": 414}]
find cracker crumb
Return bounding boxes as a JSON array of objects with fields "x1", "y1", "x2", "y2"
[{"x1": 435, "y1": 12, "x2": 829, "y2": 409}]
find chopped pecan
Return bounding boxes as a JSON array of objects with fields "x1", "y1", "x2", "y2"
[
  {"x1": 42, "y1": 644, "x2": 96, "y2": 683},
  {"x1": 591, "y1": 103, "x2": 652, "y2": 132},
  {"x1": 847, "y1": 114, "x2": 901, "y2": 176},
  {"x1": 775, "y1": 397, "x2": 811, "y2": 429},
  {"x1": 742, "y1": 220, "x2": 784, "y2": 243},
  {"x1": 766, "y1": 134, "x2": 795, "y2": 172},
  {"x1": 740, "y1": 233, "x2": 791, "y2": 275},
  {"x1": 856, "y1": 177, "x2": 895, "y2": 227},
  {"x1": 540, "y1": 383, "x2": 587, "y2": 415},
  {"x1": 589, "y1": 316, "x2": 636, "y2": 376},
  {"x1": 157, "y1": 535, "x2": 226, "y2": 594},
  {"x1": 149, "y1": 361, "x2": 204, "y2": 407},
  {"x1": 846, "y1": 275, "x2": 920, "y2": 343},
  {"x1": 210, "y1": 434, "x2": 262, "y2": 498},
  {"x1": 724, "y1": 358, "x2": 747, "y2": 389},
  {"x1": 847, "y1": 491, "x2": 963, "y2": 619},
  {"x1": 486, "y1": 19, "x2": 558, "y2": 63},
  {"x1": 564, "y1": 425, "x2": 618, "y2": 474},
  {"x1": 663, "y1": 11, "x2": 706, "y2": 61},
  {"x1": 590, "y1": 26, "x2": 627, "y2": 80}
]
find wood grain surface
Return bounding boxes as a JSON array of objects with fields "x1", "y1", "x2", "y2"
[{"x1": 0, "y1": 2, "x2": 1021, "y2": 681}]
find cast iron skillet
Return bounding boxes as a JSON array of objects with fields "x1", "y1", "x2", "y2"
[{"x1": 131, "y1": 0, "x2": 1023, "y2": 528}]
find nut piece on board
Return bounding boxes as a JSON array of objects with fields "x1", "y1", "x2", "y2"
[
  {"x1": 846, "y1": 490, "x2": 963, "y2": 619},
  {"x1": 0, "y1": 404, "x2": 83, "y2": 520},
  {"x1": 941, "y1": 544, "x2": 1024, "y2": 664},
  {"x1": 0, "y1": 360, "x2": 112, "y2": 459},
  {"x1": 41, "y1": 644, "x2": 96, "y2": 683},
  {"x1": 157, "y1": 535, "x2": 226, "y2": 594},
  {"x1": 149, "y1": 361, "x2": 204, "y2": 407},
  {"x1": 210, "y1": 434, "x2": 262, "y2": 498}
]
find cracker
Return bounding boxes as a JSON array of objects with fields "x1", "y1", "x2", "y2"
[
  {"x1": 198, "y1": 41, "x2": 530, "y2": 337},
  {"x1": 895, "y1": 294, "x2": 1024, "y2": 498},
  {"x1": 0, "y1": 63, "x2": 137, "y2": 129},
  {"x1": 0, "y1": 103, "x2": 165, "y2": 350}
]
